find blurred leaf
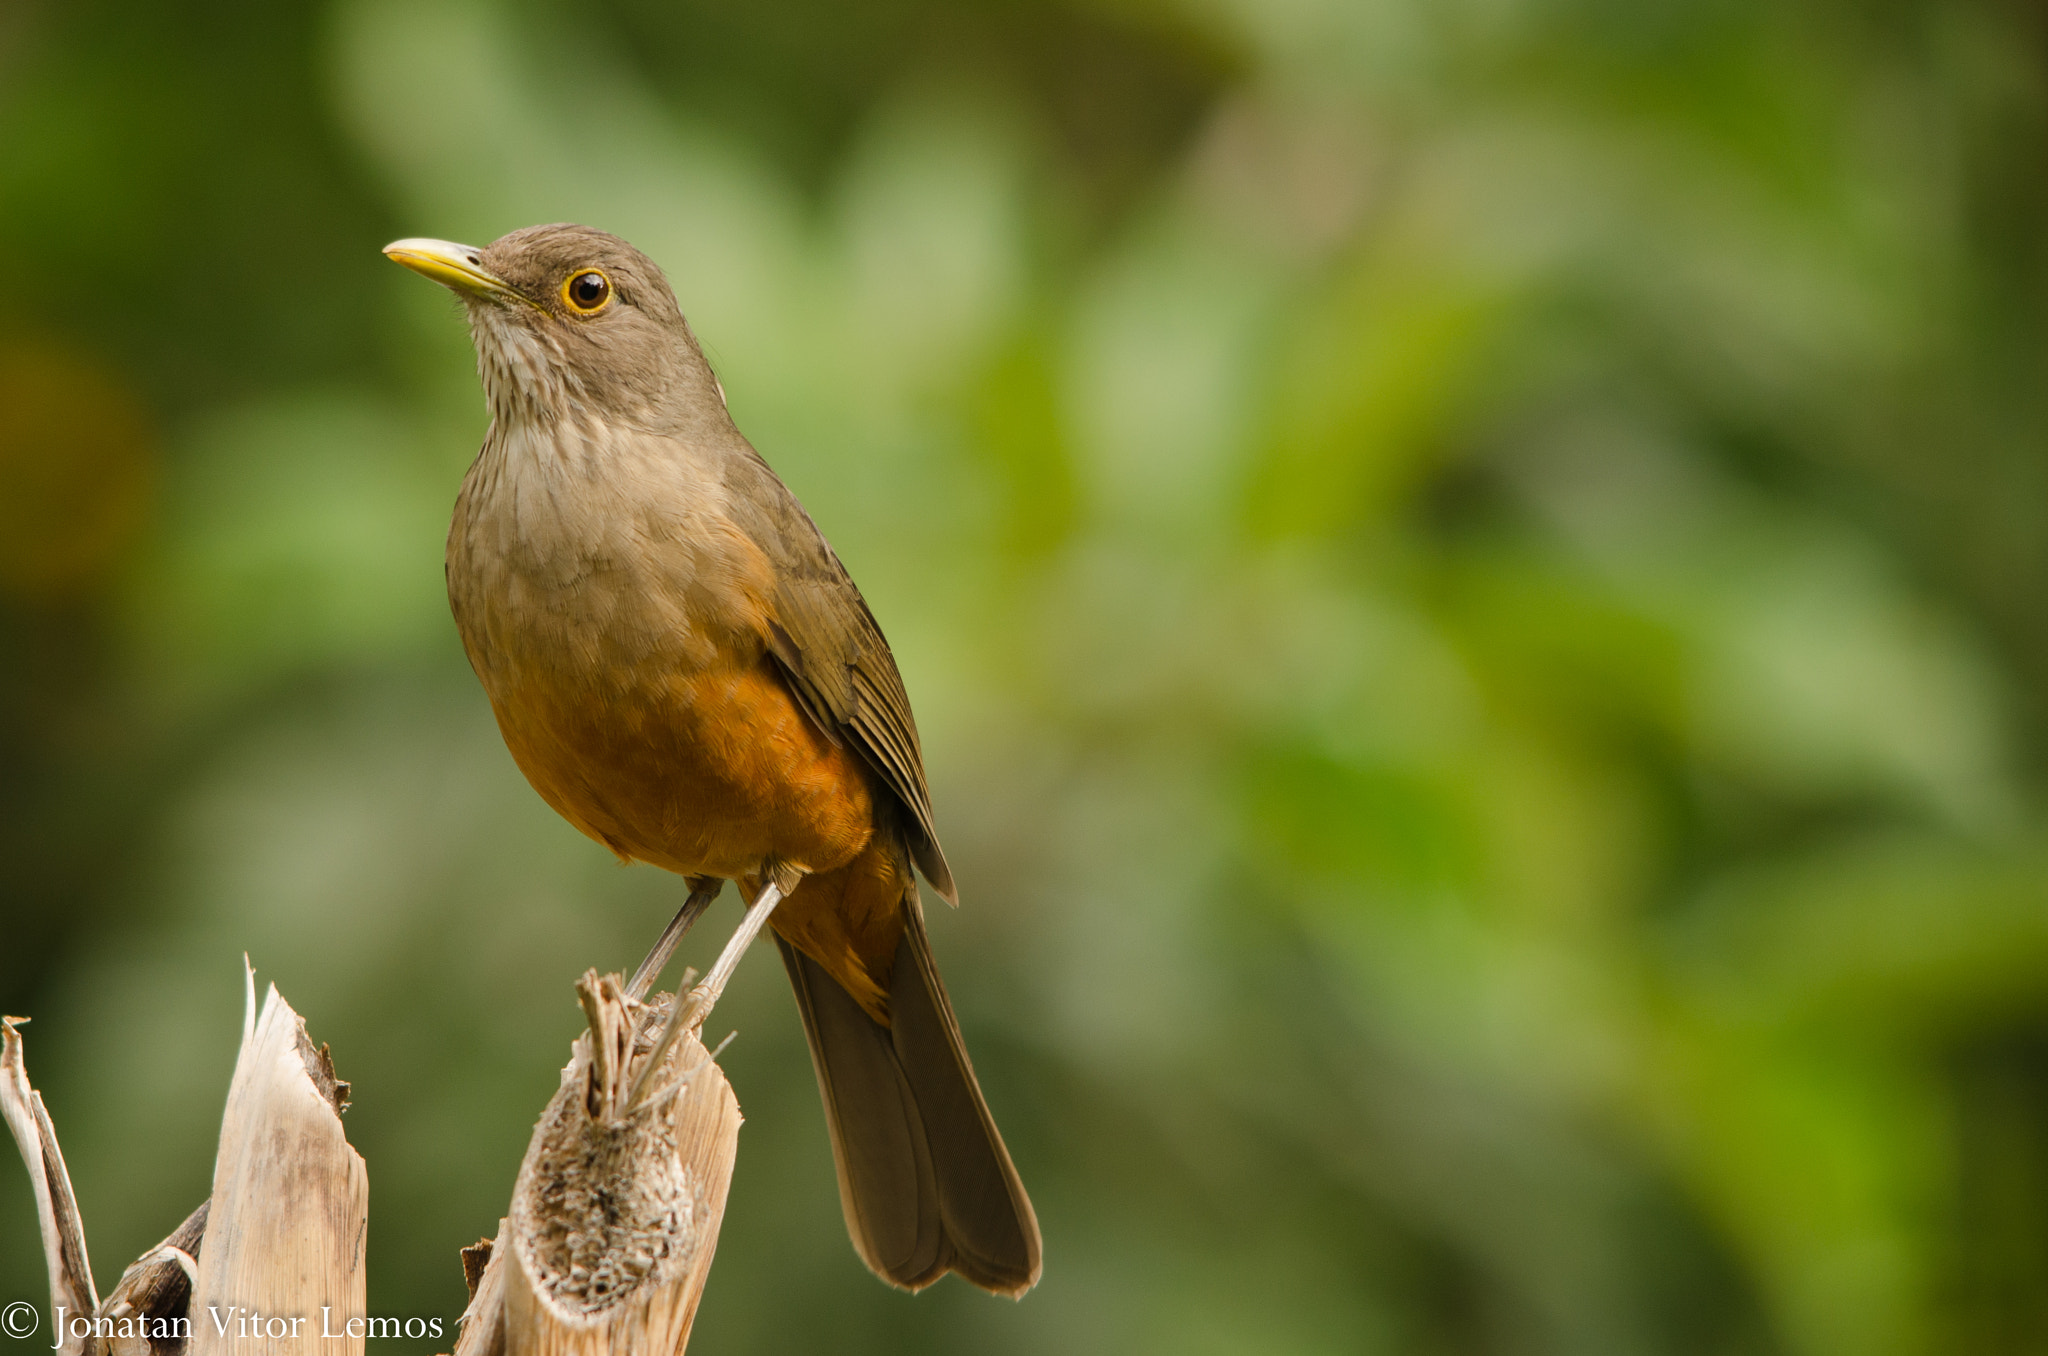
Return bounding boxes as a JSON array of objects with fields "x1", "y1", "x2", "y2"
[{"x1": 0, "y1": 341, "x2": 154, "y2": 599}]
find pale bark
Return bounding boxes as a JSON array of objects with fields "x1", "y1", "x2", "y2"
[
  {"x1": 187, "y1": 971, "x2": 367, "y2": 1356},
  {"x1": 453, "y1": 973, "x2": 741, "y2": 1356},
  {"x1": 0, "y1": 1015, "x2": 98, "y2": 1356},
  {"x1": 7, "y1": 960, "x2": 744, "y2": 1356}
]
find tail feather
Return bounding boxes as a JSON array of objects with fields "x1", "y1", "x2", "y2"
[{"x1": 777, "y1": 902, "x2": 1041, "y2": 1296}]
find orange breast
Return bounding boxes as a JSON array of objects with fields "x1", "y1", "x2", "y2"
[
  {"x1": 486, "y1": 654, "x2": 878, "y2": 884},
  {"x1": 491, "y1": 655, "x2": 910, "y2": 1020}
]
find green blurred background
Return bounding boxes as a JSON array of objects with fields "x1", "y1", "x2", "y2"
[{"x1": 6, "y1": 0, "x2": 2048, "y2": 1352}]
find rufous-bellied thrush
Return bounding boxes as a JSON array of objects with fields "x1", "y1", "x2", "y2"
[{"x1": 385, "y1": 224, "x2": 1040, "y2": 1297}]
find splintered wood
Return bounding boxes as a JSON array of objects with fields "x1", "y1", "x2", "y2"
[
  {"x1": 100, "y1": 1203, "x2": 208, "y2": 1356},
  {"x1": 2, "y1": 972, "x2": 363, "y2": 1356},
  {"x1": 0, "y1": 1015, "x2": 98, "y2": 1355},
  {"x1": 4, "y1": 965, "x2": 739, "y2": 1356},
  {"x1": 188, "y1": 977, "x2": 367, "y2": 1356},
  {"x1": 455, "y1": 972, "x2": 742, "y2": 1356}
]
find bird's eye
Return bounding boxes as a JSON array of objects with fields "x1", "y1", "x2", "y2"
[{"x1": 562, "y1": 270, "x2": 612, "y2": 313}]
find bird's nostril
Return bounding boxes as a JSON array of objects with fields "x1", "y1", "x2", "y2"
[{"x1": 467, "y1": 253, "x2": 481, "y2": 265}]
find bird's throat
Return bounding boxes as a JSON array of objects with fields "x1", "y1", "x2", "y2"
[{"x1": 471, "y1": 309, "x2": 577, "y2": 428}]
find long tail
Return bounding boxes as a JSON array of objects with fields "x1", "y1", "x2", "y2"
[{"x1": 776, "y1": 899, "x2": 1042, "y2": 1296}]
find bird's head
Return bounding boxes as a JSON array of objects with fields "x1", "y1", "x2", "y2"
[{"x1": 384, "y1": 224, "x2": 726, "y2": 432}]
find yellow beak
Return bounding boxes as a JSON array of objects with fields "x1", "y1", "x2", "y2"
[{"x1": 382, "y1": 238, "x2": 522, "y2": 302}]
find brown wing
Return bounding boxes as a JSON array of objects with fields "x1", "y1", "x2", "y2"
[{"x1": 724, "y1": 449, "x2": 957, "y2": 902}]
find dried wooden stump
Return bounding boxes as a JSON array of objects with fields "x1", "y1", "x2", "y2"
[
  {"x1": 3, "y1": 967, "x2": 364, "y2": 1356},
  {"x1": 188, "y1": 972, "x2": 367, "y2": 1356},
  {"x1": 6, "y1": 961, "x2": 744, "y2": 1356},
  {"x1": 454, "y1": 972, "x2": 741, "y2": 1356}
]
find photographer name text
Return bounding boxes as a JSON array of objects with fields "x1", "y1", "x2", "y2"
[{"x1": 46, "y1": 1306, "x2": 444, "y2": 1345}]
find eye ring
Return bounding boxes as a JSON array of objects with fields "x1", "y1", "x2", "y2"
[{"x1": 562, "y1": 269, "x2": 612, "y2": 313}]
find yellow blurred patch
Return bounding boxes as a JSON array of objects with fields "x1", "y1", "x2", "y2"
[{"x1": 0, "y1": 342, "x2": 155, "y2": 600}]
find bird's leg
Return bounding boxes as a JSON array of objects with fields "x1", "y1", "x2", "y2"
[
  {"x1": 628, "y1": 874, "x2": 795, "y2": 1111},
  {"x1": 682, "y1": 875, "x2": 790, "y2": 1019},
  {"x1": 626, "y1": 877, "x2": 723, "y2": 1002}
]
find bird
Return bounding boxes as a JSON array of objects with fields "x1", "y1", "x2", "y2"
[{"x1": 383, "y1": 223, "x2": 1040, "y2": 1297}]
